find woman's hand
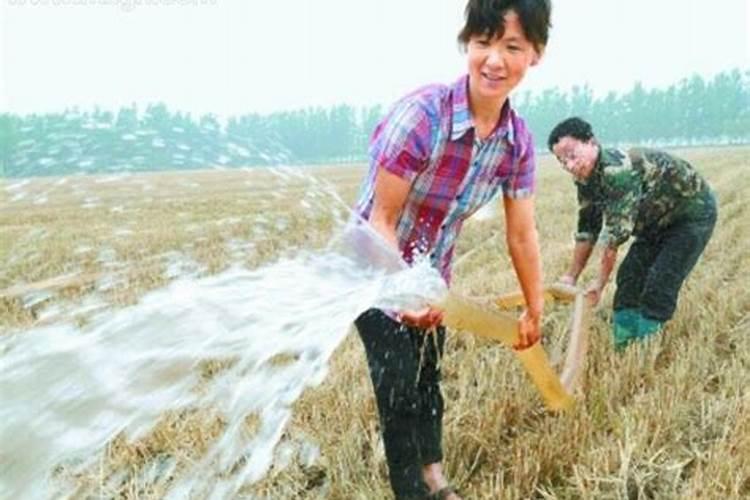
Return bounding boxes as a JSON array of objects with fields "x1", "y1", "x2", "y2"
[
  {"x1": 503, "y1": 196, "x2": 544, "y2": 351},
  {"x1": 398, "y1": 306, "x2": 444, "y2": 329},
  {"x1": 515, "y1": 309, "x2": 541, "y2": 350}
]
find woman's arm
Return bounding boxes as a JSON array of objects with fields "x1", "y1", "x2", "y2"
[
  {"x1": 370, "y1": 167, "x2": 442, "y2": 328},
  {"x1": 503, "y1": 195, "x2": 544, "y2": 349},
  {"x1": 369, "y1": 168, "x2": 410, "y2": 249}
]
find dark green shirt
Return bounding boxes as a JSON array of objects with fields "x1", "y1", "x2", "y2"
[{"x1": 575, "y1": 147, "x2": 710, "y2": 247}]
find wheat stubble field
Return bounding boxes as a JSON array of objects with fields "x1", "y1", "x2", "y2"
[{"x1": 1, "y1": 147, "x2": 748, "y2": 499}]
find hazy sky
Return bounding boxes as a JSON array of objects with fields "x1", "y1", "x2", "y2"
[{"x1": 1, "y1": 0, "x2": 749, "y2": 117}]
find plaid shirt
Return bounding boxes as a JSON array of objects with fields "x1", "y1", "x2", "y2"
[{"x1": 355, "y1": 75, "x2": 537, "y2": 283}]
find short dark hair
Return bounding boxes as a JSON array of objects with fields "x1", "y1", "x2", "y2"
[
  {"x1": 547, "y1": 117, "x2": 595, "y2": 151},
  {"x1": 457, "y1": 0, "x2": 552, "y2": 54}
]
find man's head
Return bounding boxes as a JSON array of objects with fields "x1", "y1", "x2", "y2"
[
  {"x1": 548, "y1": 117, "x2": 599, "y2": 180},
  {"x1": 458, "y1": 1, "x2": 551, "y2": 103}
]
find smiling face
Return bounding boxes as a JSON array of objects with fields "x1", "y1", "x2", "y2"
[
  {"x1": 552, "y1": 136, "x2": 600, "y2": 180},
  {"x1": 466, "y1": 10, "x2": 541, "y2": 104}
]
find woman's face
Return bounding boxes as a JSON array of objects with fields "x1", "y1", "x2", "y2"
[
  {"x1": 466, "y1": 10, "x2": 541, "y2": 104},
  {"x1": 552, "y1": 136, "x2": 599, "y2": 180}
]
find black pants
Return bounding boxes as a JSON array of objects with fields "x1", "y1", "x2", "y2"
[
  {"x1": 614, "y1": 190, "x2": 717, "y2": 321},
  {"x1": 354, "y1": 308, "x2": 445, "y2": 500}
]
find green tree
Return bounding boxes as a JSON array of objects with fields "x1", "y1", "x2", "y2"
[{"x1": 0, "y1": 114, "x2": 19, "y2": 176}]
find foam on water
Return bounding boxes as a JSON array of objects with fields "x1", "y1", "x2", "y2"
[{"x1": 0, "y1": 219, "x2": 447, "y2": 498}]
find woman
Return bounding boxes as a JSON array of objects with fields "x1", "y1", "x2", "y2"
[{"x1": 353, "y1": 1, "x2": 551, "y2": 498}]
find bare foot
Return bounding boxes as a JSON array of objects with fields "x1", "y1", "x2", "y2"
[
  {"x1": 422, "y1": 463, "x2": 462, "y2": 499},
  {"x1": 437, "y1": 489, "x2": 462, "y2": 500}
]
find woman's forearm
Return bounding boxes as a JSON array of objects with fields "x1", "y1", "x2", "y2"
[
  {"x1": 369, "y1": 212, "x2": 400, "y2": 250},
  {"x1": 508, "y1": 231, "x2": 544, "y2": 316},
  {"x1": 503, "y1": 196, "x2": 544, "y2": 317}
]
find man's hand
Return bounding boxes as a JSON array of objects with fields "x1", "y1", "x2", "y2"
[
  {"x1": 398, "y1": 306, "x2": 444, "y2": 329},
  {"x1": 585, "y1": 281, "x2": 603, "y2": 307},
  {"x1": 558, "y1": 274, "x2": 577, "y2": 286},
  {"x1": 515, "y1": 309, "x2": 541, "y2": 350}
]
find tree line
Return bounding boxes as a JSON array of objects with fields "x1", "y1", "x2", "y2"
[{"x1": 1, "y1": 68, "x2": 747, "y2": 177}]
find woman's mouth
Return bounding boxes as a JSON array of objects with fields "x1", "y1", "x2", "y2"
[{"x1": 481, "y1": 72, "x2": 506, "y2": 83}]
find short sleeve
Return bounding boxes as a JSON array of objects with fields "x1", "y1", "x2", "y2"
[
  {"x1": 502, "y1": 126, "x2": 536, "y2": 199},
  {"x1": 368, "y1": 98, "x2": 432, "y2": 183}
]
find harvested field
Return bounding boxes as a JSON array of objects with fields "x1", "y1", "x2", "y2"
[{"x1": 1, "y1": 147, "x2": 748, "y2": 499}]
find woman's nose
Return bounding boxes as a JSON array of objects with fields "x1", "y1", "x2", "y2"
[{"x1": 486, "y1": 48, "x2": 506, "y2": 69}]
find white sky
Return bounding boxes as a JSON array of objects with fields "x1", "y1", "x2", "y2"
[{"x1": 1, "y1": 0, "x2": 749, "y2": 117}]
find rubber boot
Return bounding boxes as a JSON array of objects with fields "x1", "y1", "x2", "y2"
[
  {"x1": 636, "y1": 314, "x2": 664, "y2": 340},
  {"x1": 613, "y1": 308, "x2": 640, "y2": 351}
]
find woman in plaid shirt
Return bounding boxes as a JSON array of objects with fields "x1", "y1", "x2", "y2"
[{"x1": 353, "y1": 1, "x2": 551, "y2": 498}]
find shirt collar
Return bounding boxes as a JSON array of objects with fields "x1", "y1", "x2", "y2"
[
  {"x1": 601, "y1": 147, "x2": 628, "y2": 166},
  {"x1": 578, "y1": 146, "x2": 606, "y2": 186},
  {"x1": 450, "y1": 74, "x2": 516, "y2": 144}
]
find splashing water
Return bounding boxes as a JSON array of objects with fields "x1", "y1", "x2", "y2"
[{"x1": 0, "y1": 218, "x2": 448, "y2": 498}]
